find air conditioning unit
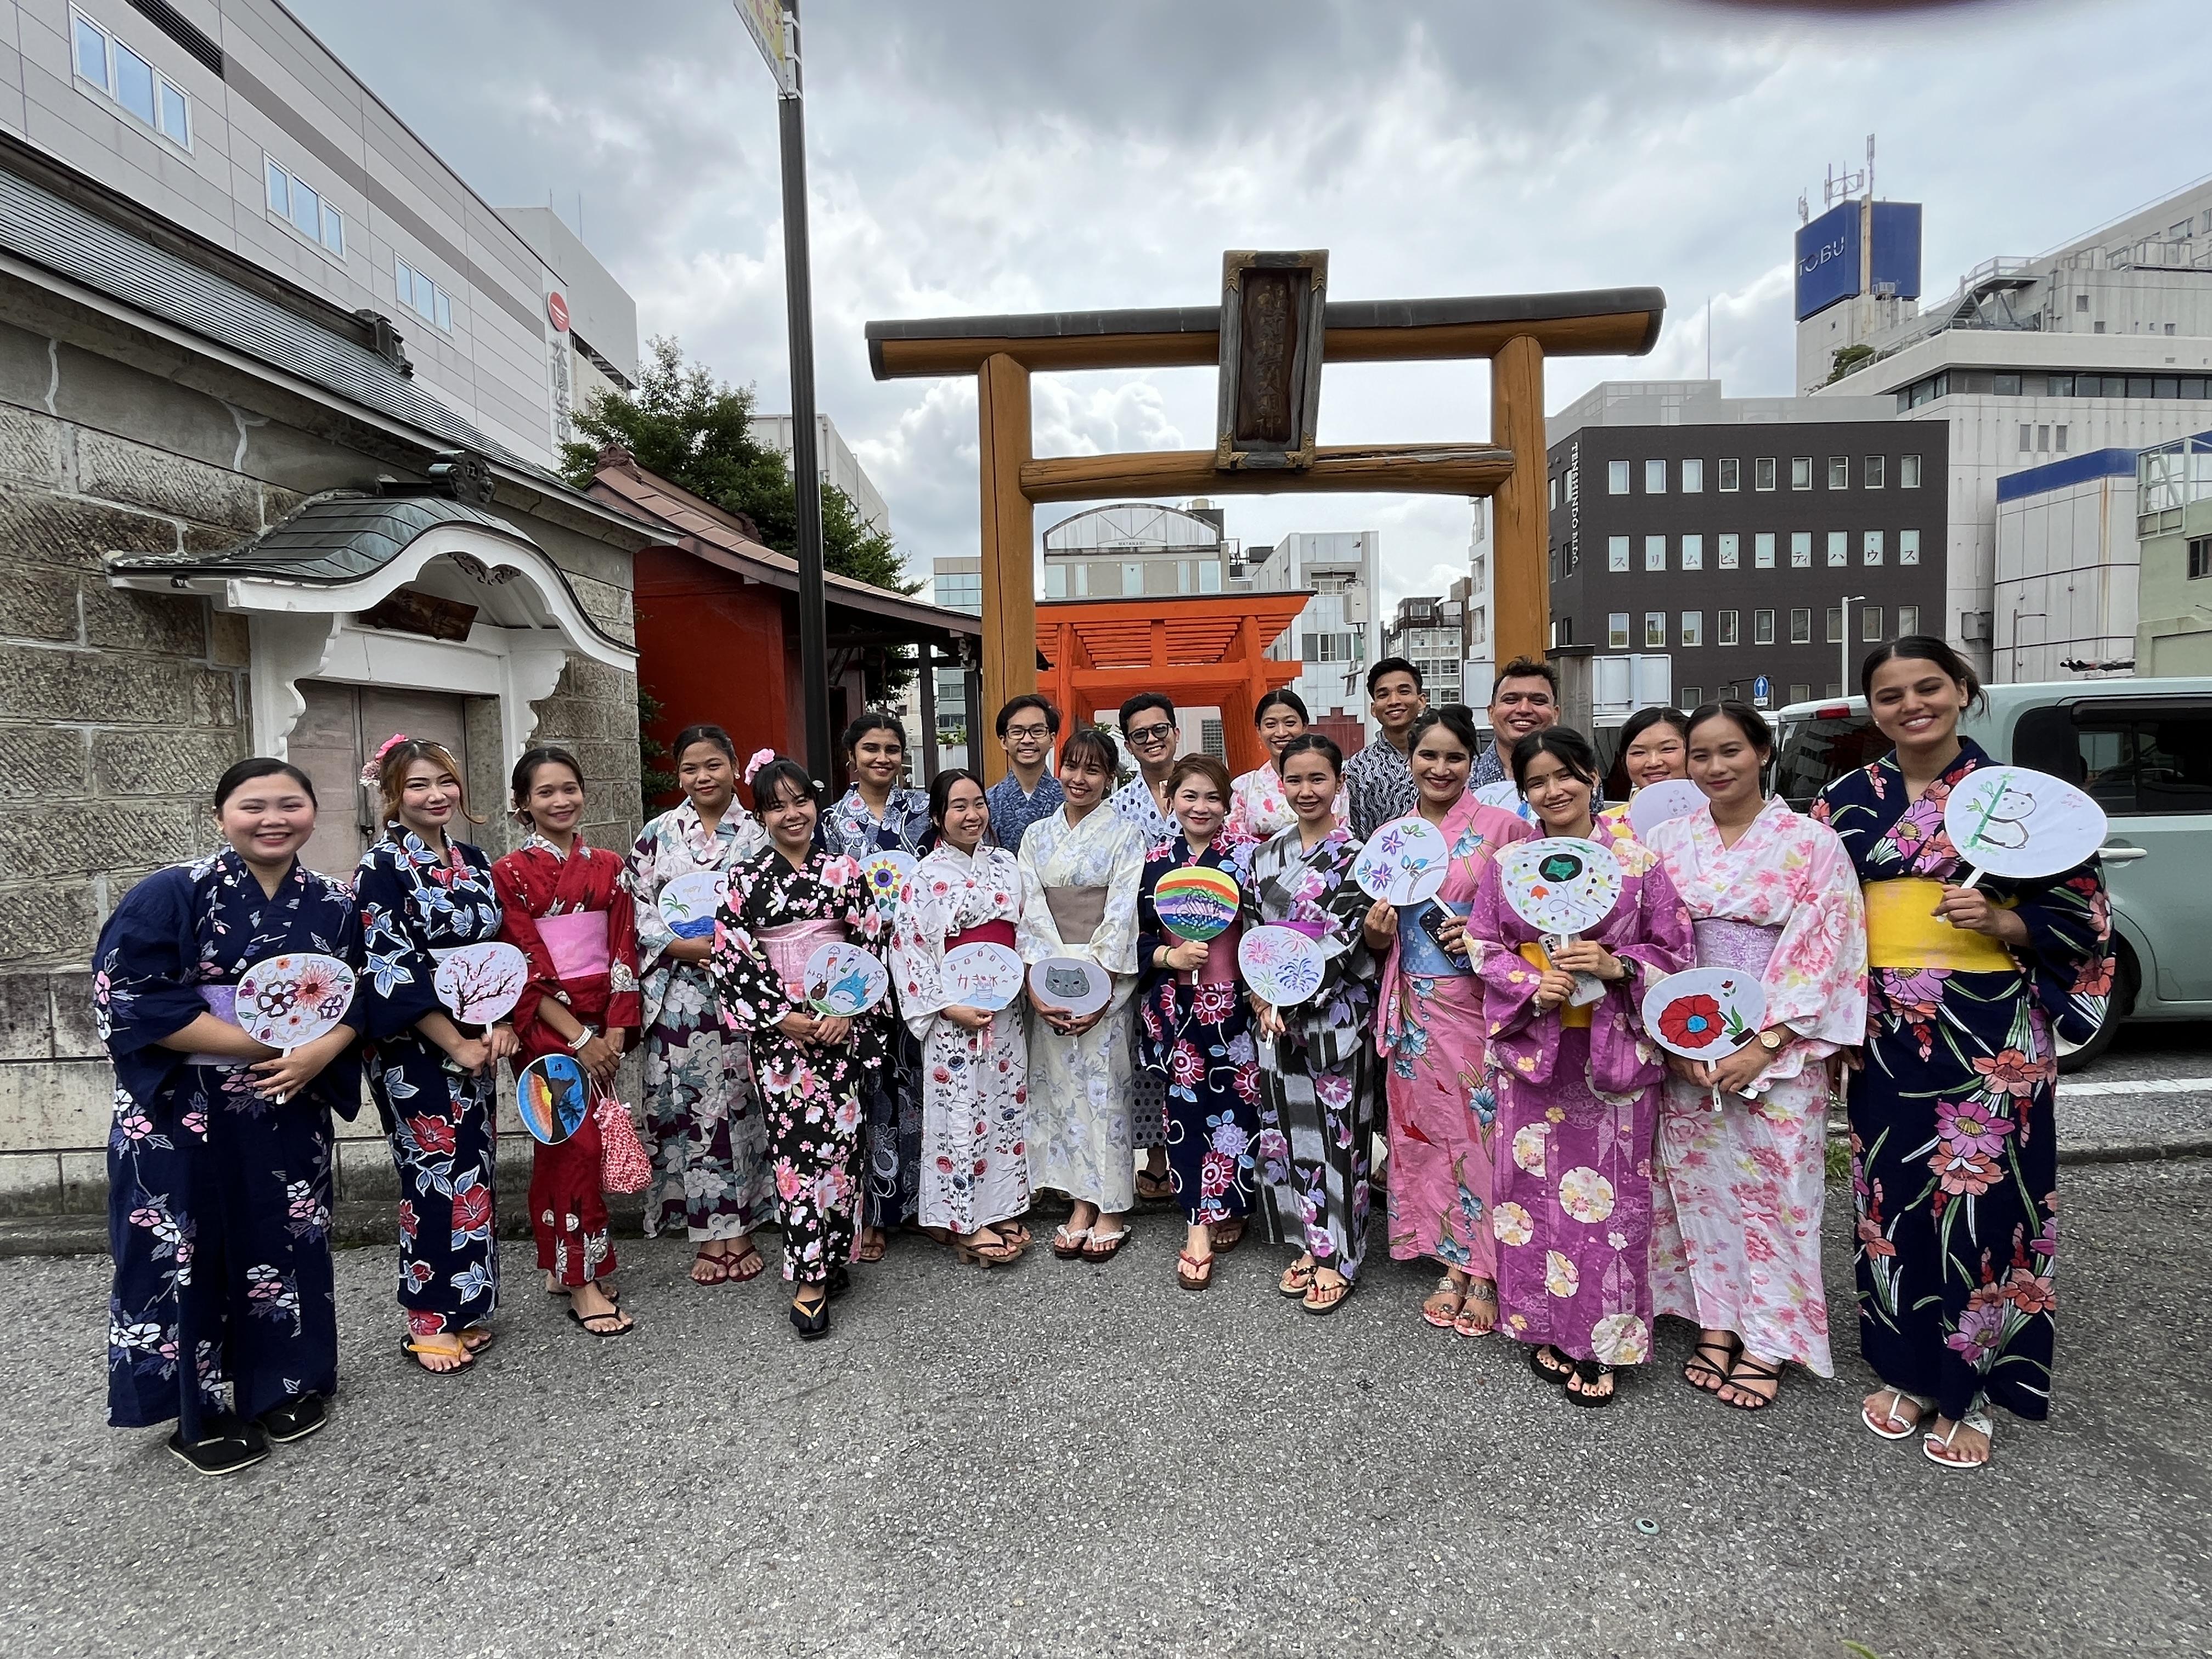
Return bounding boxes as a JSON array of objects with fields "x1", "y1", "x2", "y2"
[{"x1": 1960, "y1": 611, "x2": 1992, "y2": 642}]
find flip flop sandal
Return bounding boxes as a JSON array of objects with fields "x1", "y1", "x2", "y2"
[
  {"x1": 1135, "y1": 1171, "x2": 1175, "y2": 1204},
  {"x1": 399, "y1": 1335, "x2": 476, "y2": 1376},
  {"x1": 1052, "y1": 1224, "x2": 1092, "y2": 1260},
  {"x1": 1452, "y1": 1283, "x2": 1499, "y2": 1339},
  {"x1": 951, "y1": 1230, "x2": 1019, "y2": 1267},
  {"x1": 1278, "y1": 1261, "x2": 1321, "y2": 1299},
  {"x1": 1080, "y1": 1227, "x2": 1131, "y2": 1262},
  {"x1": 1529, "y1": 1343, "x2": 1576, "y2": 1386},
  {"x1": 1924, "y1": 1411, "x2": 1994, "y2": 1470},
  {"x1": 726, "y1": 1244, "x2": 768, "y2": 1282},
  {"x1": 1861, "y1": 1388, "x2": 1934, "y2": 1442},
  {"x1": 567, "y1": 1306, "x2": 636, "y2": 1339},
  {"x1": 459, "y1": 1328, "x2": 495, "y2": 1355},
  {"x1": 691, "y1": 1252, "x2": 735, "y2": 1287},
  {"x1": 1719, "y1": 1355, "x2": 1785, "y2": 1413},
  {"x1": 1421, "y1": 1274, "x2": 1465, "y2": 1330},
  {"x1": 1175, "y1": 1249, "x2": 1215, "y2": 1291},
  {"x1": 1565, "y1": 1359, "x2": 1618, "y2": 1408},
  {"x1": 1302, "y1": 1277, "x2": 1351, "y2": 1316},
  {"x1": 1683, "y1": 1334, "x2": 1741, "y2": 1395},
  {"x1": 856, "y1": 1234, "x2": 888, "y2": 1263},
  {"x1": 1211, "y1": 1220, "x2": 1245, "y2": 1254}
]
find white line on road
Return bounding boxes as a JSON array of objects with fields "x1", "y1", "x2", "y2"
[{"x1": 2064, "y1": 1076, "x2": 2212, "y2": 1097}]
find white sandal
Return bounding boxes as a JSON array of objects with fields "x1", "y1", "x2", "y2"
[
  {"x1": 1924, "y1": 1410, "x2": 1994, "y2": 1470},
  {"x1": 1861, "y1": 1388, "x2": 1934, "y2": 1441},
  {"x1": 1050, "y1": 1223, "x2": 1091, "y2": 1260}
]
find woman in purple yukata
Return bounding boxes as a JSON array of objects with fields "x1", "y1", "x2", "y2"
[
  {"x1": 94, "y1": 759, "x2": 364, "y2": 1475},
  {"x1": 1469, "y1": 727, "x2": 1693, "y2": 1407}
]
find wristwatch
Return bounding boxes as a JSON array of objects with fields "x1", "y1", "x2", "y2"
[{"x1": 1757, "y1": 1027, "x2": 1787, "y2": 1053}]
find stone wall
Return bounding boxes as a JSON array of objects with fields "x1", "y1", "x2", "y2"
[{"x1": 0, "y1": 318, "x2": 641, "y2": 1216}]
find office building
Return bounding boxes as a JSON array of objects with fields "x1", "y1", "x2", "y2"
[
  {"x1": 1993, "y1": 447, "x2": 2152, "y2": 681},
  {"x1": 1382, "y1": 594, "x2": 1466, "y2": 707},
  {"x1": 752, "y1": 412, "x2": 892, "y2": 535},
  {"x1": 1242, "y1": 528, "x2": 1375, "y2": 749},
  {"x1": 2135, "y1": 433, "x2": 2212, "y2": 675},
  {"x1": 1546, "y1": 381, "x2": 1948, "y2": 708},
  {"x1": 1811, "y1": 176, "x2": 2212, "y2": 677},
  {"x1": 928, "y1": 555, "x2": 980, "y2": 767}
]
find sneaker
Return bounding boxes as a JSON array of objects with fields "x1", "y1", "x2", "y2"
[
  {"x1": 257, "y1": 1393, "x2": 328, "y2": 1445},
  {"x1": 166, "y1": 1415, "x2": 270, "y2": 1477}
]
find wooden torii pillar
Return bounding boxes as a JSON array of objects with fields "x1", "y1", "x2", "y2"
[{"x1": 867, "y1": 279, "x2": 1665, "y2": 782}]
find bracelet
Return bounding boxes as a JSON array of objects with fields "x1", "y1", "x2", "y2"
[{"x1": 567, "y1": 1026, "x2": 595, "y2": 1053}]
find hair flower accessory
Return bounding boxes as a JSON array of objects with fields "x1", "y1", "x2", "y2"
[
  {"x1": 360, "y1": 732, "x2": 410, "y2": 786},
  {"x1": 743, "y1": 747, "x2": 777, "y2": 785}
]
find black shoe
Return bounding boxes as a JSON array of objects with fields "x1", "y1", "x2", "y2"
[
  {"x1": 257, "y1": 1393, "x2": 328, "y2": 1444},
  {"x1": 166, "y1": 1415, "x2": 269, "y2": 1477},
  {"x1": 826, "y1": 1265, "x2": 851, "y2": 1301},
  {"x1": 789, "y1": 1290, "x2": 830, "y2": 1340}
]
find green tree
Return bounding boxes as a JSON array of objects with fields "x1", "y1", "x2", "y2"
[
  {"x1": 562, "y1": 336, "x2": 917, "y2": 596},
  {"x1": 1825, "y1": 342, "x2": 1876, "y2": 385}
]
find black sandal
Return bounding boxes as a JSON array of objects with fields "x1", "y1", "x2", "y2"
[
  {"x1": 790, "y1": 1289, "x2": 830, "y2": 1340},
  {"x1": 1565, "y1": 1359, "x2": 1617, "y2": 1408},
  {"x1": 1530, "y1": 1343, "x2": 1576, "y2": 1386},
  {"x1": 1682, "y1": 1334, "x2": 1740, "y2": 1396},
  {"x1": 1719, "y1": 1353, "x2": 1785, "y2": 1412},
  {"x1": 567, "y1": 1306, "x2": 635, "y2": 1339}
]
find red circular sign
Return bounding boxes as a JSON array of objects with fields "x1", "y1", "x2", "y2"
[{"x1": 546, "y1": 291, "x2": 569, "y2": 332}]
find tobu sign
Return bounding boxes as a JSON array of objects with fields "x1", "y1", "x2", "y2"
[
  {"x1": 1795, "y1": 202, "x2": 1860, "y2": 321},
  {"x1": 547, "y1": 291, "x2": 570, "y2": 333}
]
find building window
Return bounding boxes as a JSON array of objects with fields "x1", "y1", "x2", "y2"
[
  {"x1": 1826, "y1": 606, "x2": 1844, "y2": 644},
  {"x1": 1754, "y1": 608, "x2": 1775, "y2": 645},
  {"x1": 1792, "y1": 458, "x2": 1813, "y2": 490},
  {"x1": 1789, "y1": 682, "x2": 1812, "y2": 703},
  {"x1": 1865, "y1": 455, "x2": 1886, "y2": 489},
  {"x1": 1683, "y1": 458, "x2": 1705, "y2": 494},
  {"x1": 1607, "y1": 612, "x2": 1630, "y2": 649},
  {"x1": 1756, "y1": 457, "x2": 1777, "y2": 492},
  {"x1": 1199, "y1": 562, "x2": 1222, "y2": 593},
  {"x1": 1645, "y1": 612, "x2": 1667, "y2": 649},
  {"x1": 1646, "y1": 459, "x2": 1667, "y2": 494},
  {"x1": 2191, "y1": 537, "x2": 2212, "y2": 580},
  {"x1": 1826, "y1": 532, "x2": 1847, "y2": 568},
  {"x1": 268, "y1": 160, "x2": 345, "y2": 256},
  {"x1": 1864, "y1": 530, "x2": 1884, "y2": 566},
  {"x1": 1718, "y1": 533, "x2": 1739, "y2": 571},
  {"x1": 1645, "y1": 535, "x2": 1666, "y2": 572},
  {"x1": 1899, "y1": 604, "x2": 1920, "y2": 634},
  {"x1": 1681, "y1": 534, "x2": 1703, "y2": 571},
  {"x1": 1681, "y1": 611, "x2": 1703, "y2": 647},
  {"x1": 1790, "y1": 532, "x2": 1812, "y2": 568},
  {"x1": 2076, "y1": 293, "x2": 2090, "y2": 313},
  {"x1": 2055, "y1": 426, "x2": 2069, "y2": 454},
  {"x1": 1608, "y1": 459, "x2": 1630, "y2": 494},
  {"x1": 1549, "y1": 475, "x2": 1560, "y2": 511},
  {"x1": 1042, "y1": 565, "x2": 1066, "y2": 598},
  {"x1": 1678, "y1": 687, "x2": 1702, "y2": 708},
  {"x1": 394, "y1": 259, "x2": 453, "y2": 331},
  {"x1": 2049, "y1": 374, "x2": 2075, "y2": 396},
  {"x1": 1607, "y1": 535, "x2": 1629, "y2": 572},
  {"x1": 1900, "y1": 454, "x2": 1922, "y2": 488},
  {"x1": 1718, "y1": 610, "x2": 1739, "y2": 646},
  {"x1": 1565, "y1": 465, "x2": 1578, "y2": 502},
  {"x1": 1790, "y1": 608, "x2": 1812, "y2": 644},
  {"x1": 1718, "y1": 458, "x2": 1740, "y2": 493},
  {"x1": 1899, "y1": 528, "x2": 1921, "y2": 566},
  {"x1": 1993, "y1": 374, "x2": 2022, "y2": 397},
  {"x1": 73, "y1": 11, "x2": 192, "y2": 148},
  {"x1": 1827, "y1": 456, "x2": 1848, "y2": 489},
  {"x1": 1862, "y1": 605, "x2": 1884, "y2": 642},
  {"x1": 2018, "y1": 424, "x2": 2033, "y2": 453},
  {"x1": 1754, "y1": 532, "x2": 1775, "y2": 569}
]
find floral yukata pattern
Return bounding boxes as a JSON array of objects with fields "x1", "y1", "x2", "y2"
[
  {"x1": 356, "y1": 830, "x2": 506, "y2": 1338},
  {"x1": 94, "y1": 851, "x2": 361, "y2": 1429},
  {"x1": 1815, "y1": 738, "x2": 2107, "y2": 1424}
]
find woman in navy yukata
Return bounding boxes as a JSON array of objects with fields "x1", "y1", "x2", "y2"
[
  {"x1": 94, "y1": 758, "x2": 365, "y2": 1476},
  {"x1": 354, "y1": 735, "x2": 518, "y2": 1378}
]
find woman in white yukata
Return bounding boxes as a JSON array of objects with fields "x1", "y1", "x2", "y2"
[
  {"x1": 889, "y1": 770, "x2": 1033, "y2": 1267},
  {"x1": 1645, "y1": 701, "x2": 1867, "y2": 1411},
  {"x1": 1015, "y1": 726, "x2": 1148, "y2": 1263}
]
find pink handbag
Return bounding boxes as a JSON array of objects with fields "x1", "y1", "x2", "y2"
[{"x1": 595, "y1": 1091, "x2": 652, "y2": 1193}]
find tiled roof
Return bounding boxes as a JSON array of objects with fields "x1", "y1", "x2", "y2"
[{"x1": 108, "y1": 491, "x2": 526, "y2": 582}]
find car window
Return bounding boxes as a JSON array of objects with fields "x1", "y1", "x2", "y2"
[
  {"x1": 2070, "y1": 711, "x2": 2212, "y2": 816},
  {"x1": 1773, "y1": 712, "x2": 1889, "y2": 810}
]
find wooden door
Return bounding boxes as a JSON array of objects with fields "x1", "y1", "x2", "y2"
[{"x1": 291, "y1": 683, "x2": 470, "y2": 879}]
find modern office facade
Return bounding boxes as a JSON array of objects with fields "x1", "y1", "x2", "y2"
[
  {"x1": 1812, "y1": 178, "x2": 2212, "y2": 678},
  {"x1": 1243, "y1": 528, "x2": 1375, "y2": 740},
  {"x1": 2135, "y1": 433, "x2": 2212, "y2": 676},
  {"x1": 1381, "y1": 594, "x2": 1465, "y2": 707},
  {"x1": 1993, "y1": 447, "x2": 2148, "y2": 681},
  {"x1": 1547, "y1": 381, "x2": 1948, "y2": 709},
  {"x1": 1040, "y1": 500, "x2": 1229, "y2": 599},
  {"x1": 928, "y1": 554, "x2": 980, "y2": 766}
]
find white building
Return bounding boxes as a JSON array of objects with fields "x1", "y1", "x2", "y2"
[
  {"x1": 1813, "y1": 178, "x2": 2212, "y2": 679},
  {"x1": 752, "y1": 412, "x2": 891, "y2": 536},
  {"x1": 1, "y1": 0, "x2": 635, "y2": 469},
  {"x1": 1382, "y1": 594, "x2": 1464, "y2": 707},
  {"x1": 1243, "y1": 528, "x2": 1375, "y2": 729},
  {"x1": 1993, "y1": 447, "x2": 2155, "y2": 681}
]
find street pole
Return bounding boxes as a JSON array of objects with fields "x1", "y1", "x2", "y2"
[
  {"x1": 1841, "y1": 594, "x2": 1866, "y2": 697},
  {"x1": 776, "y1": 0, "x2": 832, "y2": 783}
]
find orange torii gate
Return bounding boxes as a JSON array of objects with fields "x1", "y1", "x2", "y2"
[{"x1": 1036, "y1": 593, "x2": 1313, "y2": 778}]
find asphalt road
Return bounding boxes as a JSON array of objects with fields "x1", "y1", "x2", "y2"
[{"x1": 3, "y1": 1131, "x2": 2208, "y2": 1659}]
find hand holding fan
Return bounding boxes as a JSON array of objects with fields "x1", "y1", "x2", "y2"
[
  {"x1": 1942, "y1": 766, "x2": 2107, "y2": 889},
  {"x1": 1352, "y1": 816, "x2": 1450, "y2": 905},
  {"x1": 236, "y1": 952, "x2": 357, "y2": 1103},
  {"x1": 656, "y1": 870, "x2": 729, "y2": 940},
  {"x1": 1497, "y1": 838, "x2": 1624, "y2": 1009},
  {"x1": 1640, "y1": 966, "x2": 1769, "y2": 1113}
]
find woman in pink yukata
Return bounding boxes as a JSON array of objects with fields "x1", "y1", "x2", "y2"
[{"x1": 1467, "y1": 726, "x2": 1693, "y2": 1407}]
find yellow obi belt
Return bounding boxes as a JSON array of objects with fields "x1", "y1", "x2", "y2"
[
  {"x1": 1515, "y1": 941, "x2": 1593, "y2": 1029},
  {"x1": 1864, "y1": 878, "x2": 2016, "y2": 973}
]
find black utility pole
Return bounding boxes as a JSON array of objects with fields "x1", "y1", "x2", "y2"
[{"x1": 775, "y1": 0, "x2": 832, "y2": 783}]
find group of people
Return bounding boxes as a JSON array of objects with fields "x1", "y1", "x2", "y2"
[{"x1": 95, "y1": 636, "x2": 2106, "y2": 1483}]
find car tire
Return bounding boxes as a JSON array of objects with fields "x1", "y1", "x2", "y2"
[{"x1": 2056, "y1": 941, "x2": 2136, "y2": 1075}]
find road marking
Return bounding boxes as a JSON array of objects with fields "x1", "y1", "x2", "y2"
[{"x1": 2064, "y1": 1076, "x2": 2212, "y2": 1098}]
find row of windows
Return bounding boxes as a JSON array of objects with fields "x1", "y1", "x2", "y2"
[
  {"x1": 1590, "y1": 454, "x2": 1924, "y2": 498},
  {"x1": 1899, "y1": 369, "x2": 2212, "y2": 410},
  {"x1": 396, "y1": 259, "x2": 454, "y2": 332},
  {"x1": 1042, "y1": 559, "x2": 1224, "y2": 598},
  {"x1": 1299, "y1": 631, "x2": 1366, "y2": 663},
  {"x1": 1603, "y1": 529, "x2": 1922, "y2": 572},
  {"x1": 1680, "y1": 682, "x2": 1819, "y2": 708},
  {"x1": 1602, "y1": 603, "x2": 1920, "y2": 651},
  {"x1": 265, "y1": 159, "x2": 345, "y2": 257},
  {"x1": 72, "y1": 9, "x2": 189, "y2": 149},
  {"x1": 2189, "y1": 535, "x2": 2211, "y2": 581}
]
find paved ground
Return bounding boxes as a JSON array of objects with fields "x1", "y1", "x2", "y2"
[{"x1": 3, "y1": 1139, "x2": 2208, "y2": 1658}]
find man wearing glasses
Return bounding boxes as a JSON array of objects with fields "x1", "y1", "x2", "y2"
[
  {"x1": 985, "y1": 693, "x2": 1065, "y2": 853},
  {"x1": 1343, "y1": 657, "x2": 1428, "y2": 839},
  {"x1": 1468, "y1": 656, "x2": 1561, "y2": 789},
  {"x1": 1108, "y1": 692, "x2": 1180, "y2": 842}
]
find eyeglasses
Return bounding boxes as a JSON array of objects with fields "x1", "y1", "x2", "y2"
[
  {"x1": 1003, "y1": 724, "x2": 1051, "y2": 741},
  {"x1": 1124, "y1": 723, "x2": 1175, "y2": 746}
]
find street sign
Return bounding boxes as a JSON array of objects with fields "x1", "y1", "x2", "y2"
[
  {"x1": 1753, "y1": 675, "x2": 1771, "y2": 707},
  {"x1": 733, "y1": 0, "x2": 797, "y2": 92},
  {"x1": 546, "y1": 291, "x2": 569, "y2": 333}
]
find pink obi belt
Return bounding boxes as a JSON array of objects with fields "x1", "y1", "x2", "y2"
[
  {"x1": 1199, "y1": 921, "x2": 1242, "y2": 987},
  {"x1": 947, "y1": 919, "x2": 1018, "y2": 952},
  {"x1": 534, "y1": 910, "x2": 612, "y2": 983},
  {"x1": 760, "y1": 919, "x2": 845, "y2": 998}
]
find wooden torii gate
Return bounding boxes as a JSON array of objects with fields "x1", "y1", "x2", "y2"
[{"x1": 866, "y1": 262, "x2": 1664, "y2": 782}]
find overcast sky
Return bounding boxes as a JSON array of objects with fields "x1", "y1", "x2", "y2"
[{"x1": 292, "y1": 0, "x2": 2210, "y2": 613}]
